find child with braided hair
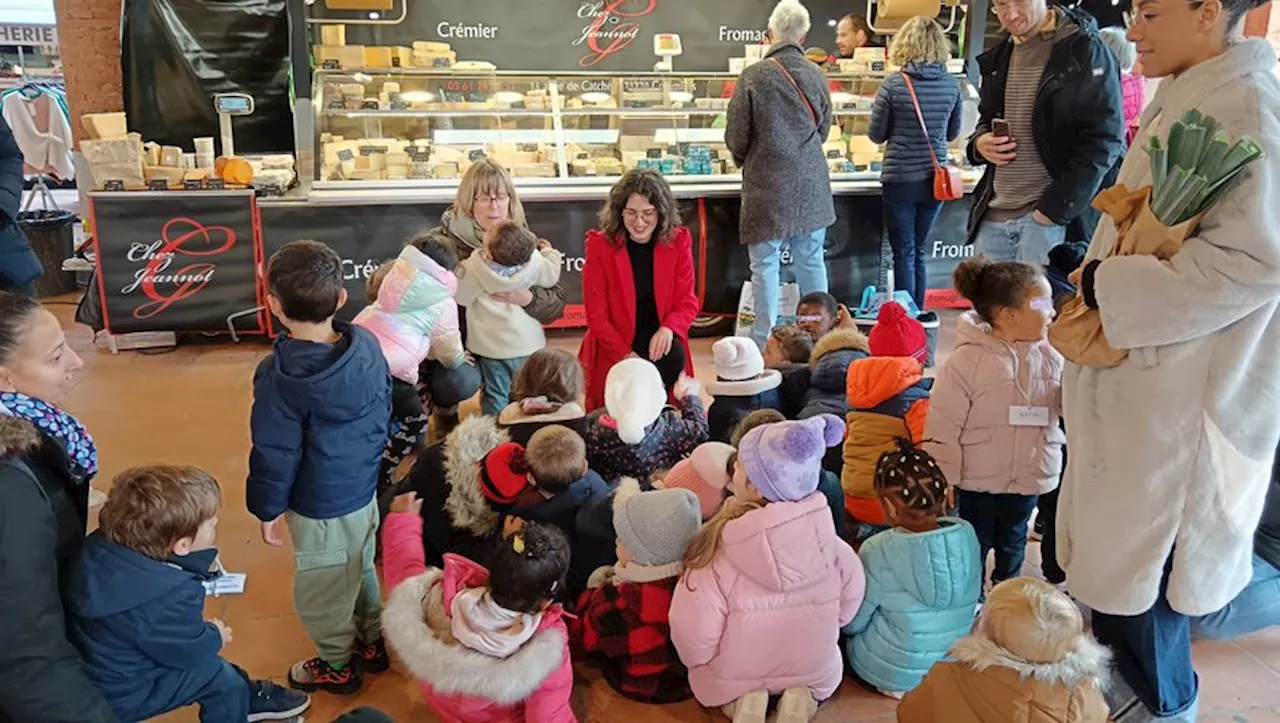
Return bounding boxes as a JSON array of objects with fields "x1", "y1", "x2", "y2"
[
  {"x1": 381, "y1": 492, "x2": 576, "y2": 722},
  {"x1": 843, "y1": 439, "x2": 982, "y2": 698}
]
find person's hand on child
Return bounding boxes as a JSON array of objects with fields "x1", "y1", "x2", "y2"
[
  {"x1": 649, "y1": 326, "x2": 674, "y2": 361},
  {"x1": 390, "y1": 492, "x2": 424, "y2": 516},
  {"x1": 1068, "y1": 265, "x2": 1084, "y2": 287},
  {"x1": 261, "y1": 517, "x2": 285, "y2": 547},
  {"x1": 490, "y1": 288, "x2": 535, "y2": 307},
  {"x1": 674, "y1": 374, "x2": 701, "y2": 401},
  {"x1": 211, "y1": 618, "x2": 233, "y2": 646},
  {"x1": 537, "y1": 238, "x2": 553, "y2": 252}
]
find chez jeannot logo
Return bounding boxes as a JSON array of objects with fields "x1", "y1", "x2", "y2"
[
  {"x1": 123, "y1": 217, "x2": 236, "y2": 320},
  {"x1": 576, "y1": 0, "x2": 657, "y2": 67}
]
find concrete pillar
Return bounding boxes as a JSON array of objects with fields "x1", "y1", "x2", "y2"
[{"x1": 53, "y1": 0, "x2": 123, "y2": 143}]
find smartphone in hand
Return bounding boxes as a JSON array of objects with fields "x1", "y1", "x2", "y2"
[{"x1": 992, "y1": 118, "x2": 1011, "y2": 138}]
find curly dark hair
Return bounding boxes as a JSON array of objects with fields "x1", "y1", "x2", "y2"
[
  {"x1": 598, "y1": 168, "x2": 682, "y2": 247},
  {"x1": 953, "y1": 255, "x2": 1043, "y2": 326}
]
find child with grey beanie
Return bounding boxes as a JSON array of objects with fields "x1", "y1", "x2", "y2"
[{"x1": 570, "y1": 484, "x2": 702, "y2": 703}]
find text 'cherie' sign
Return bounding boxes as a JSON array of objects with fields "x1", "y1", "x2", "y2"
[{"x1": 0, "y1": 25, "x2": 57, "y2": 48}]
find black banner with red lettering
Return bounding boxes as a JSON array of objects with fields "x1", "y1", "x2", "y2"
[{"x1": 90, "y1": 192, "x2": 266, "y2": 335}]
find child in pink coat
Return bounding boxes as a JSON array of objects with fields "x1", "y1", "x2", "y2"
[
  {"x1": 924, "y1": 256, "x2": 1064, "y2": 591},
  {"x1": 670, "y1": 414, "x2": 865, "y2": 723},
  {"x1": 380, "y1": 493, "x2": 576, "y2": 723}
]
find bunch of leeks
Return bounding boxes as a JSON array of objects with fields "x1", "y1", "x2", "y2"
[{"x1": 1146, "y1": 109, "x2": 1263, "y2": 226}]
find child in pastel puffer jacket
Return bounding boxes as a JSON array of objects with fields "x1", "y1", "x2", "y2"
[
  {"x1": 924, "y1": 257, "x2": 1064, "y2": 591},
  {"x1": 670, "y1": 415, "x2": 865, "y2": 723},
  {"x1": 355, "y1": 235, "x2": 466, "y2": 491},
  {"x1": 381, "y1": 493, "x2": 576, "y2": 723},
  {"x1": 843, "y1": 439, "x2": 981, "y2": 698}
]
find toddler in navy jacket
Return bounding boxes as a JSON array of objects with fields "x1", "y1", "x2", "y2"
[{"x1": 69, "y1": 467, "x2": 310, "y2": 723}]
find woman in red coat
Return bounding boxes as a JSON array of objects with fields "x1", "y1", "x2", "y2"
[{"x1": 580, "y1": 169, "x2": 699, "y2": 412}]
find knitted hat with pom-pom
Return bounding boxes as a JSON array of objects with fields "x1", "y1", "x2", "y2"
[
  {"x1": 738, "y1": 414, "x2": 846, "y2": 502},
  {"x1": 605, "y1": 358, "x2": 667, "y2": 445},
  {"x1": 868, "y1": 301, "x2": 928, "y2": 363},
  {"x1": 479, "y1": 442, "x2": 530, "y2": 505}
]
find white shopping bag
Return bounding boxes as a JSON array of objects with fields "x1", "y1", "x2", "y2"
[{"x1": 734, "y1": 281, "x2": 801, "y2": 338}]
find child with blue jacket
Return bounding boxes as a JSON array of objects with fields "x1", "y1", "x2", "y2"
[
  {"x1": 843, "y1": 439, "x2": 981, "y2": 698},
  {"x1": 248, "y1": 240, "x2": 392, "y2": 695},
  {"x1": 69, "y1": 466, "x2": 310, "y2": 723}
]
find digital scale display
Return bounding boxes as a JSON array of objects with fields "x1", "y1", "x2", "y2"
[{"x1": 214, "y1": 94, "x2": 254, "y2": 115}]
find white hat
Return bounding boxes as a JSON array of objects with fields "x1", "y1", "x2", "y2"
[
  {"x1": 712, "y1": 337, "x2": 765, "y2": 382},
  {"x1": 605, "y1": 358, "x2": 666, "y2": 445}
]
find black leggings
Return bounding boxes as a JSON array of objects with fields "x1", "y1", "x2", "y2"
[
  {"x1": 633, "y1": 331, "x2": 685, "y2": 392},
  {"x1": 381, "y1": 379, "x2": 429, "y2": 493}
]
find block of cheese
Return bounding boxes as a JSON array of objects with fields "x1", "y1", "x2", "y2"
[
  {"x1": 348, "y1": 169, "x2": 384, "y2": 181},
  {"x1": 81, "y1": 112, "x2": 128, "y2": 140},
  {"x1": 411, "y1": 50, "x2": 456, "y2": 68},
  {"x1": 848, "y1": 135, "x2": 881, "y2": 155},
  {"x1": 431, "y1": 162, "x2": 460, "y2": 179},
  {"x1": 320, "y1": 24, "x2": 345, "y2": 46},
  {"x1": 364, "y1": 46, "x2": 393, "y2": 68},
  {"x1": 511, "y1": 163, "x2": 556, "y2": 178},
  {"x1": 142, "y1": 142, "x2": 161, "y2": 167},
  {"x1": 144, "y1": 166, "x2": 185, "y2": 188},
  {"x1": 83, "y1": 134, "x2": 146, "y2": 189},
  {"x1": 184, "y1": 168, "x2": 210, "y2": 182},
  {"x1": 454, "y1": 60, "x2": 497, "y2": 71},
  {"x1": 390, "y1": 47, "x2": 412, "y2": 68},
  {"x1": 412, "y1": 41, "x2": 451, "y2": 54},
  {"x1": 316, "y1": 45, "x2": 365, "y2": 68},
  {"x1": 160, "y1": 146, "x2": 183, "y2": 168},
  {"x1": 385, "y1": 165, "x2": 409, "y2": 180}
]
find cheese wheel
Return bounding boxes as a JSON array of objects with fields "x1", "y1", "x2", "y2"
[{"x1": 218, "y1": 157, "x2": 253, "y2": 186}]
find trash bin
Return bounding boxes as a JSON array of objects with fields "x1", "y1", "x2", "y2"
[{"x1": 18, "y1": 209, "x2": 77, "y2": 298}]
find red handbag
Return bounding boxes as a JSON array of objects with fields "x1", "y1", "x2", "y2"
[{"x1": 903, "y1": 74, "x2": 963, "y2": 202}]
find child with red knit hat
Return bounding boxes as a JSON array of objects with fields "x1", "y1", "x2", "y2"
[{"x1": 843, "y1": 302, "x2": 934, "y2": 539}]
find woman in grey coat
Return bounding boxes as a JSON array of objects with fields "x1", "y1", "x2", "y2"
[{"x1": 726, "y1": 0, "x2": 835, "y2": 350}]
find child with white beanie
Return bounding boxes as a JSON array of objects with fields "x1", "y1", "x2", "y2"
[
  {"x1": 571, "y1": 485, "x2": 702, "y2": 703},
  {"x1": 584, "y1": 358, "x2": 709, "y2": 483},
  {"x1": 706, "y1": 337, "x2": 783, "y2": 443}
]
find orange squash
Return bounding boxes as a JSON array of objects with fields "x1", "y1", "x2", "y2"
[{"x1": 218, "y1": 156, "x2": 253, "y2": 186}]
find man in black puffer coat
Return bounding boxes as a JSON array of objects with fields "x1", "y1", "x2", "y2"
[{"x1": 0, "y1": 116, "x2": 41, "y2": 295}]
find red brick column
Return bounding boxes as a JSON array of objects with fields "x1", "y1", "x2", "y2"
[{"x1": 53, "y1": 0, "x2": 124, "y2": 143}]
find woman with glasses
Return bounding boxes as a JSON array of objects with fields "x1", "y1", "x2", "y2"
[
  {"x1": 1060, "y1": 0, "x2": 1280, "y2": 720},
  {"x1": 422, "y1": 159, "x2": 565, "y2": 434},
  {"x1": 579, "y1": 169, "x2": 699, "y2": 411}
]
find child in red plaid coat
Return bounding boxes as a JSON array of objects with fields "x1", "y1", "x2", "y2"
[{"x1": 571, "y1": 481, "x2": 702, "y2": 703}]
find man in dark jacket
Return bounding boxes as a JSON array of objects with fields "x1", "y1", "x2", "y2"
[
  {"x1": 0, "y1": 116, "x2": 41, "y2": 295},
  {"x1": 966, "y1": 1, "x2": 1125, "y2": 261},
  {"x1": 1192, "y1": 450, "x2": 1280, "y2": 639},
  {"x1": 0, "y1": 416, "x2": 116, "y2": 723},
  {"x1": 727, "y1": 0, "x2": 835, "y2": 350}
]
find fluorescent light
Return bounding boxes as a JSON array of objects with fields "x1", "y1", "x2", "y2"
[
  {"x1": 400, "y1": 91, "x2": 436, "y2": 102},
  {"x1": 669, "y1": 90, "x2": 694, "y2": 103},
  {"x1": 828, "y1": 18, "x2": 838, "y2": 26},
  {"x1": 353, "y1": 72, "x2": 373, "y2": 84},
  {"x1": 492, "y1": 91, "x2": 525, "y2": 103},
  {"x1": 580, "y1": 92, "x2": 611, "y2": 104}
]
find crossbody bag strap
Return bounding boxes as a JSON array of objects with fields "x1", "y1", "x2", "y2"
[
  {"x1": 903, "y1": 74, "x2": 943, "y2": 171},
  {"x1": 770, "y1": 57, "x2": 818, "y2": 128}
]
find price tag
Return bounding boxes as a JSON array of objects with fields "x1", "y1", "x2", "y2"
[
  {"x1": 517, "y1": 142, "x2": 538, "y2": 153},
  {"x1": 321, "y1": 59, "x2": 339, "y2": 70},
  {"x1": 257, "y1": 184, "x2": 285, "y2": 198},
  {"x1": 327, "y1": 100, "x2": 345, "y2": 110},
  {"x1": 666, "y1": 145, "x2": 681, "y2": 156},
  {"x1": 147, "y1": 179, "x2": 169, "y2": 191},
  {"x1": 359, "y1": 146, "x2": 386, "y2": 156},
  {"x1": 1009, "y1": 406, "x2": 1051, "y2": 427},
  {"x1": 183, "y1": 179, "x2": 204, "y2": 191},
  {"x1": 827, "y1": 149, "x2": 844, "y2": 159},
  {"x1": 361, "y1": 99, "x2": 379, "y2": 110},
  {"x1": 103, "y1": 180, "x2": 125, "y2": 192},
  {"x1": 467, "y1": 148, "x2": 487, "y2": 161},
  {"x1": 646, "y1": 148, "x2": 662, "y2": 159},
  {"x1": 336, "y1": 149, "x2": 355, "y2": 162},
  {"x1": 391, "y1": 56, "x2": 402, "y2": 68},
  {"x1": 207, "y1": 178, "x2": 226, "y2": 191},
  {"x1": 389, "y1": 93, "x2": 408, "y2": 110},
  {"x1": 577, "y1": 152, "x2": 590, "y2": 160}
]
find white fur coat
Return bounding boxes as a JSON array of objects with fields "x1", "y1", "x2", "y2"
[{"x1": 1061, "y1": 39, "x2": 1280, "y2": 616}]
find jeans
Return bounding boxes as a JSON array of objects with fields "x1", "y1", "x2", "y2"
[
  {"x1": 286, "y1": 498, "x2": 382, "y2": 665},
  {"x1": 122, "y1": 659, "x2": 250, "y2": 723},
  {"x1": 417, "y1": 358, "x2": 482, "y2": 411},
  {"x1": 973, "y1": 212, "x2": 1065, "y2": 265},
  {"x1": 882, "y1": 179, "x2": 944, "y2": 309},
  {"x1": 1094, "y1": 558, "x2": 1199, "y2": 719},
  {"x1": 957, "y1": 490, "x2": 1038, "y2": 585},
  {"x1": 1192, "y1": 554, "x2": 1280, "y2": 640},
  {"x1": 475, "y1": 355, "x2": 527, "y2": 417},
  {"x1": 748, "y1": 228, "x2": 830, "y2": 349}
]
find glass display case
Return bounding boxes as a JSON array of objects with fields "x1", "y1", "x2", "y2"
[{"x1": 311, "y1": 67, "x2": 977, "y2": 193}]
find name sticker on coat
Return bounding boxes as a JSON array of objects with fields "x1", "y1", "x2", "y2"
[{"x1": 1010, "y1": 405, "x2": 1051, "y2": 427}]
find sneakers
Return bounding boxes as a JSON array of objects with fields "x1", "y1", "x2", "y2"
[
  {"x1": 355, "y1": 637, "x2": 390, "y2": 674},
  {"x1": 288, "y1": 657, "x2": 361, "y2": 696},
  {"x1": 248, "y1": 679, "x2": 311, "y2": 721},
  {"x1": 777, "y1": 687, "x2": 819, "y2": 723},
  {"x1": 726, "y1": 689, "x2": 769, "y2": 723}
]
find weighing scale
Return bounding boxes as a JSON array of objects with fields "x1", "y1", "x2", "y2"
[{"x1": 214, "y1": 92, "x2": 255, "y2": 157}]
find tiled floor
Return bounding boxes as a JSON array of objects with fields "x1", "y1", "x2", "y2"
[{"x1": 42, "y1": 301, "x2": 1279, "y2": 722}]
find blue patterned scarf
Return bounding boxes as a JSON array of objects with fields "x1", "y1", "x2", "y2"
[{"x1": 0, "y1": 392, "x2": 98, "y2": 477}]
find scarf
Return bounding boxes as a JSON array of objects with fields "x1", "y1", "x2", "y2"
[
  {"x1": 0, "y1": 391, "x2": 98, "y2": 476},
  {"x1": 450, "y1": 587, "x2": 543, "y2": 659},
  {"x1": 442, "y1": 209, "x2": 486, "y2": 256}
]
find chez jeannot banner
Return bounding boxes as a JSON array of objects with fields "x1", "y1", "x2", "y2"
[{"x1": 338, "y1": 0, "x2": 855, "y2": 72}]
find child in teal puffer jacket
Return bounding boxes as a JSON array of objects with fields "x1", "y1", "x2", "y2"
[{"x1": 842, "y1": 438, "x2": 981, "y2": 698}]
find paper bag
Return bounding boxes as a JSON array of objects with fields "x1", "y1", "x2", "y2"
[
  {"x1": 734, "y1": 281, "x2": 801, "y2": 338},
  {"x1": 1048, "y1": 185, "x2": 1204, "y2": 367}
]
